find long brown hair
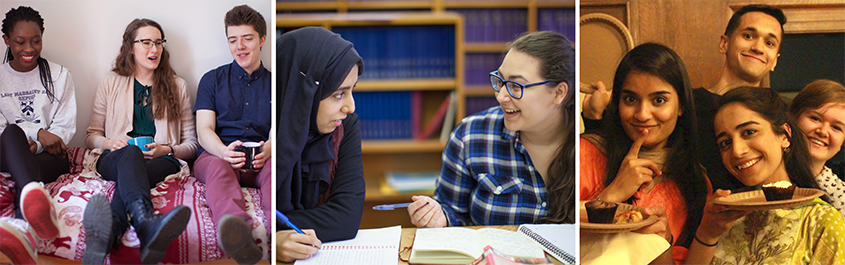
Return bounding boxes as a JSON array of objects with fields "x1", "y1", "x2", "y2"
[
  {"x1": 113, "y1": 18, "x2": 180, "y2": 122},
  {"x1": 509, "y1": 31, "x2": 575, "y2": 224}
]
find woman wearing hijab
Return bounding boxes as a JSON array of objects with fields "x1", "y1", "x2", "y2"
[{"x1": 275, "y1": 26, "x2": 365, "y2": 262}]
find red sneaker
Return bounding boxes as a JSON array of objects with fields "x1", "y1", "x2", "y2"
[
  {"x1": 20, "y1": 182, "x2": 59, "y2": 240},
  {"x1": 0, "y1": 217, "x2": 38, "y2": 264}
]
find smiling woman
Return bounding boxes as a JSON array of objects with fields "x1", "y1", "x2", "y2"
[
  {"x1": 684, "y1": 87, "x2": 844, "y2": 264},
  {"x1": 0, "y1": 6, "x2": 77, "y2": 264},
  {"x1": 790, "y1": 79, "x2": 845, "y2": 216},
  {"x1": 406, "y1": 31, "x2": 576, "y2": 229}
]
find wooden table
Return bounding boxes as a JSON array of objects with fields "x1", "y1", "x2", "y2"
[{"x1": 279, "y1": 225, "x2": 564, "y2": 265}]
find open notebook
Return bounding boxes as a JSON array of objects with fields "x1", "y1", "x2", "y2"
[
  {"x1": 409, "y1": 227, "x2": 546, "y2": 264},
  {"x1": 517, "y1": 224, "x2": 577, "y2": 264},
  {"x1": 294, "y1": 225, "x2": 401, "y2": 265}
]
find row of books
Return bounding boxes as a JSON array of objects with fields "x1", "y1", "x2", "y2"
[
  {"x1": 465, "y1": 53, "x2": 504, "y2": 86},
  {"x1": 332, "y1": 26, "x2": 455, "y2": 80},
  {"x1": 354, "y1": 91, "x2": 458, "y2": 140},
  {"x1": 538, "y1": 8, "x2": 577, "y2": 42},
  {"x1": 355, "y1": 91, "x2": 414, "y2": 140},
  {"x1": 451, "y1": 9, "x2": 527, "y2": 43}
]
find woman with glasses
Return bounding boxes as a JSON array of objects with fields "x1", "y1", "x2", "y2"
[
  {"x1": 579, "y1": 43, "x2": 708, "y2": 264},
  {"x1": 81, "y1": 18, "x2": 197, "y2": 265},
  {"x1": 407, "y1": 31, "x2": 576, "y2": 227},
  {"x1": 0, "y1": 6, "x2": 77, "y2": 264}
]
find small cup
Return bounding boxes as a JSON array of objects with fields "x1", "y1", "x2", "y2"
[
  {"x1": 236, "y1": 142, "x2": 262, "y2": 170},
  {"x1": 127, "y1": 136, "x2": 154, "y2": 151}
]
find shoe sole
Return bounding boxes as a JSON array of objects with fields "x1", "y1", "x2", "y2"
[
  {"x1": 21, "y1": 182, "x2": 59, "y2": 240},
  {"x1": 82, "y1": 195, "x2": 113, "y2": 265},
  {"x1": 0, "y1": 220, "x2": 37, "y2": 264},
  {"x1": 140, "y1": 206, "x2": 191, "y2": 265},
  {"x1": 218, "y1": 215, "x2": 262, "y2": 265}
]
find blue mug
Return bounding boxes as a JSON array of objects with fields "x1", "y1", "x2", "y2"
[{"x1": 127, "y1": 136, "x2": 154, "y2": 151}]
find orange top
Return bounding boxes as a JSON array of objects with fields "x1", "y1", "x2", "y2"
[{"x1": 580, "y1": 137, "x2": 694, "y2": 264}]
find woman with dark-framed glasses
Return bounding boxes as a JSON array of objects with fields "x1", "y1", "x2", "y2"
[
  {"x1": 407, "y1": 31, "x2": 576, "y2": 227},
  {"x1": 81, "y1": 18, "x2": 197, "y2": 265}
]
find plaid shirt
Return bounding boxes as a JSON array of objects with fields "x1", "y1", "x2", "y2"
[{"x1": 434, "y1": 106, "x2": 548, "y2": 226}]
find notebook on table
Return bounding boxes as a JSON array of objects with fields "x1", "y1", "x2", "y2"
[
  {"x1": 294, "y1": 225, "x2": 401, "y2": 265},
  {"x1": 517, "y1": 224, "x2": 577, "y2": 264},
  {"x1": 409, "y1": 227, "x2": 546, "y2": 264}
]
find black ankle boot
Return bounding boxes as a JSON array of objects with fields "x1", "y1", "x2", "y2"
[
  {"x1": 83, "y1": 195, "x2": 117, "y2": 265},
  {"x1": 128, "y1": 199, "x2": 191, "y2": 265}
]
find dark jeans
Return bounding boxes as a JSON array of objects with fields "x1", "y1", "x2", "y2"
[
  {"x1": 96, "y1": 146, "x2": 179, "y2": 237},
  {"x1": 0, "y1": 124, "x2": 70, "y2": 218}
]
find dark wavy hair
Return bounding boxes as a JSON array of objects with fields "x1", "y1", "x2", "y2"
[
  {"x1": 597, "y1": 43, "x2": 707, "y2": 248},
  {"x1": 2, "y1": 6, "x2": 55, "y2": 102},
  {"x1": 113, "y1": 18, "x2": 181, "y2": 122},
  {"x1": 717, "y1": 87, "x2": 830, "y2": 203},
  {"x1": 507, "y1": 31, "x2": 575, "y2": 224}
]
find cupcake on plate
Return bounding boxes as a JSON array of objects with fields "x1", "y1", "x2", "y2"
[
  {"x1": 761, "y1": 180, "x2": 795, "y2": 201},
  {"x1": 585, "y1": 200, "x2": 618, "y2": 224}
]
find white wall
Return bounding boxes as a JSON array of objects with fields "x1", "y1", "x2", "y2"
[{"x1": 0, "y1": 0, "x2": 273, "y2": 148}]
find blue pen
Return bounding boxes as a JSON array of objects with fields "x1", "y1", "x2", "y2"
[
  {"x1": 276, "y1": 210, "x2": 305, "y2": 234},
  {"x1": 372, "y1": 201, "x2": 429, "y2": 210}
]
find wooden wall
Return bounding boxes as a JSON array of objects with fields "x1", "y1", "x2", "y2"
[
  {"x1": 581, "y1": 0, "x2": 731, "y2": 90},
  {"x1": 580, "y1": 0, "x2": 845, "y2": 90}
]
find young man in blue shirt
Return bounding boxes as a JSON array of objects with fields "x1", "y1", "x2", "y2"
[{"x1": 194, "y1": 5, "x2": 271, "y2": 264}]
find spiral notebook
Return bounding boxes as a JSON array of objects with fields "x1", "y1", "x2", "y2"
[{"x1": 517, "y1": 224, "x2": 577, "y2": 264}]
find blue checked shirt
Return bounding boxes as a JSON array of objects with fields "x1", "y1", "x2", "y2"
[{"x1": 434, "y1": 106, "x2": 548, "y2": 226}]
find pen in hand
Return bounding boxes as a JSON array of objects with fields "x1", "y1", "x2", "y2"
[
  {"x1": 276, "y1": 209, "x2": 305, "y2": 234},
  {"x1": 276, "y1": 209, "x2": 321, "y2": 250},
  {"x1": 373, "y1": 201, "x2": 429, "y2": 210}
]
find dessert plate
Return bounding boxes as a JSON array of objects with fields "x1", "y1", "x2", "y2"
[
  {"x1": 579, "y1": 202, "x2": 659, "y2": 233},
  {"x1": 713, "y1": 188, "x2": 825, "y2": 211}
]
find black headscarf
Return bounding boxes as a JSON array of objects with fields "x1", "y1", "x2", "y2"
[{"x1": 276, "y1": 27, "x2": 363, "y2": 212}]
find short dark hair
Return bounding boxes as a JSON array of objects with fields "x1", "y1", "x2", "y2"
[
  {"x1": 724, "y1": 4, "x2": 786, "y2": 37},
  {"x1": 225, "y1": 5, "x2": 266, "y2": 39}
]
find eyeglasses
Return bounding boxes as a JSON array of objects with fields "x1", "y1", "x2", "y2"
[
  {"x1": 133, "y1": 39, "x2": 166, "y2": 49},
  {"x1": 489, "y1": 70, "x2": 555, "y2": 99}
]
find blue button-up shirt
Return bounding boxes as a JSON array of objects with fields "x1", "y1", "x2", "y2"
[
  {"x1": 194, "y1": 60, "x2": 271, "y2": 155},
  {"x1": 435, "y1": 106, "x2": 548, "y2": 226}
]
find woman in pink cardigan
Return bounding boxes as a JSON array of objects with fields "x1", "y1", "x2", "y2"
[{"x1": 81, "y1": 18, "x2": 198, "y2": 265}]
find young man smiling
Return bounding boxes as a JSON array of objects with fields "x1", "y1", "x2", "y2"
[
  {"x1": 582, "y1": 4, "x2": 788, "y2": 191},
  {"x1": 193, "y1": 5, "x2": 271, "y2": 264}
]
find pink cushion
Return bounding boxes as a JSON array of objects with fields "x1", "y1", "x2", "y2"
[{"x1": 0, "y1": 147, "x2": 269, "y2": 264}]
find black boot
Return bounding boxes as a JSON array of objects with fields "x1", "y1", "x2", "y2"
[
  {"x1": 82, "y1": 195, "x2": 117, "y2": 265},
  {"x1": 128, "y1": 199, "x2": 191, "y2": 265}
]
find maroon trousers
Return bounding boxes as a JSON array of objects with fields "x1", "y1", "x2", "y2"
[{"x1": 193, "y1": 151, "x2": 272, "y2": 237}]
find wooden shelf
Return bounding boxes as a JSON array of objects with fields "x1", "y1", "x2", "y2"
[
  {"x1": 464, "y1": 42, "x2": 509, "y2": 52},
  {"x1": 537, "y1": 0, "x2": 576, "y2": 8},
  {"x1": 277, "y1": 12, "x2": 463, "y2": 27},
  {"x1": 277, "y1": 2, "x2": 339, "y2": 11},
  {"x1": 464, "y1": 85, "x2": 495, "y2": 96},
  {"x1": 362, "y1": 139, "x2": 445, "y2": 153},
  {"x1": 354, "y1": 78, "x2": 456, "y2": 91},
  {"x1": 364, "y1": 177, "x2": 434, "y2": 202},
  {"x1": 347, "y1": 1, "x2": 433, "y2": 9},
  {"x1": 444, "y1": 1, "x2": 530, "y2": 8}
]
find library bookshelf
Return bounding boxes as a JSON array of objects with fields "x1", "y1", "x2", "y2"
[{"x1": 277, "y1": 0, "x2": 575, "y2": 228}]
